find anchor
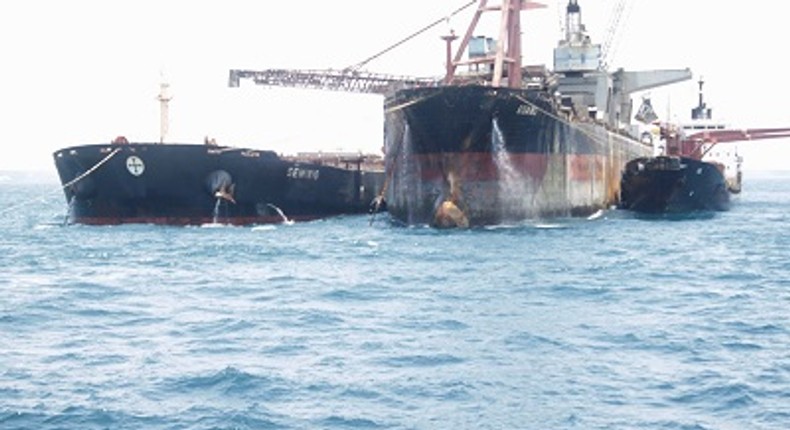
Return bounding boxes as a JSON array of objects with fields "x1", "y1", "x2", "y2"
[
  {"x1": 206, "y1": 170, "x2": 236, "y2": 203},
  {"x1": 214, "y1": 184, "x2": 236, "y2": 204},
  {"x1": 432, "y1": 170, "x2": 469, "y2": 228}
]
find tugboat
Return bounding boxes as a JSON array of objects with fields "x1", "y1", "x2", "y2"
[
  {"x1": 53, "y1": 82, "x2": 386, "y2": 226},
  {"x1": 619, "y1": 78, "x2": 790, "y2": 213},
  {"x1": 619, "y1": 154, "x2": 731, "y2": 213}
]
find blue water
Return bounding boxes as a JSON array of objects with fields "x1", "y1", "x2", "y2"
[{"x1": 1, "y1": 172, "x2": 789, "y2": 430}]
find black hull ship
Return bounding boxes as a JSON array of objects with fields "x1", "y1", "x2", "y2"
[
  {"x1": 54, "y1": 142, "x2": 385, "y2": 226},
  {"x1": 381, "y1": 0, "x2": 692, "y2": 227},
  {"x1": 619, "y1": 156, "x2": 730, "y2": 213},
  {"x1": 384, "y1": 85, "x2": 650, "y2": 226},
  {"x1": 619, "y1": 79, "x2": 790, "y2": 214},
  {"x1": 226, "y1": 0, "x2": 692, "y2": 227}
]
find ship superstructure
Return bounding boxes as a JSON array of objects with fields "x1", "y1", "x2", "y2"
[{"x1": 619, "y1": 78, "x2": 790, "y2": 213}]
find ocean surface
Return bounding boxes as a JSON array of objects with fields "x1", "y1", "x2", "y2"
[{"x1": 1, "y1": 171, "x2": 788, "y2": 430}]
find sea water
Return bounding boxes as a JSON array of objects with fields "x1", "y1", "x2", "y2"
[{"x1": 1, "y1": 172, "x2": 788, "y2": 430}]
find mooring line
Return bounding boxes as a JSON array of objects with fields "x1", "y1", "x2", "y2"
[
  {"x1": 384, "y1": 94, "x2": 432, "y2": 114},
  {"x1": 61, "y1": 147, "x2": 122, "y2": 189},
  {"x1": 0, "y1": 147, "x2": 122, "y2": 218}
]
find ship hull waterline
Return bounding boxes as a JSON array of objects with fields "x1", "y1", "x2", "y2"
[
  {"x1": 383, "y1": 85, "x2": 653, "y2": 227},
  {"x1": 619, "y1": 156, "x2": 731, "y2": 214},
  {"x1": 53, "y1": 143, "x2": 386, "y2": 226}
]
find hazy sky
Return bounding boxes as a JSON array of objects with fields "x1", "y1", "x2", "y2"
[{"x1": 1, "y1": 0, "x2": 788, "y2": 173}]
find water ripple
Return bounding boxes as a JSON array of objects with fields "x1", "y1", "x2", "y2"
[{"x1": 2, "y1": 178, "x2": 790, "y2": 429}]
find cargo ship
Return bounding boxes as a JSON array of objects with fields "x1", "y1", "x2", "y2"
[
  {"x1": 53, "y1": 84, "x2": 385, "y2": 226},
  {"x1": 619, "y1": 78, "x2": 790, "y2": 213},
  {"x1": 227, "y1": 1, "x2": 694, "y2": 228},
  {"x1": 229, "y1": 0, "x2": 692, "y2": 227},
  {"x1": 381, "y1": 0, "x2": 693, "y2": 227},
  {"x1": 54, "y1": 142, "x2": 385, "y2": 226}
]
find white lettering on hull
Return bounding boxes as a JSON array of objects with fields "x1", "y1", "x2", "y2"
[{"x1": 286, "y1": 167, "x2": 320, "y2": 181}]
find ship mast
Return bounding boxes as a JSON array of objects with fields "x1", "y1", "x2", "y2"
[
  {"x1": 445, "y1": 0, "x2": 546, "y2": 88},
  {"x1": 691, "y1": 77, "x2": 712, "y2": 120},
  {"x1": 157, "y1": 79, "x2": 172, "y2": 144}
]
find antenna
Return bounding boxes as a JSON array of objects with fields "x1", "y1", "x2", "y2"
[{"x1": 157, "y1": 73, "x2": 172, "y2": 144}]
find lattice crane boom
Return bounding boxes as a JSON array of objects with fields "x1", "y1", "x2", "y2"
[
  {"x1": 599, "y1": 0, "x2": 628, "y2": 71},
  {"x1": 228, "y1": 69, "x2": 441, "y2": 95}
]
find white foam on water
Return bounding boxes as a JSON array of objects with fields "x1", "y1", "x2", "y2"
[
  {"x1": 251, "y1": 225, "x2": 277, "y2": 232},
  {"x1": 200, "y1": 222, "x2": 228, "y2": 229},
  {"x1": 533, "y1": 223, "x2": 565, "y2": 229},
  {"x1": 587, "y1": 209, "x2": 606, "y2": 220},
  {"x1": 33, "y1": 223, "x2": 59, "y2": 230}
]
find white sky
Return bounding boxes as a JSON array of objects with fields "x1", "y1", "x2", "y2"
[{"x1": 1, "y1": 0, "x2": 788, "y2": 173}]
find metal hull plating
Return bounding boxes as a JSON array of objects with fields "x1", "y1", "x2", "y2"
[
  {"x1": 383, "y1": 86, "x2": 652, "y2": 226},
  {"x1": 53, "y1": 143, "x2": 385, "y2": 225},
  {"x1": 619, "y1": 156, "x2": 730, "y2": 213}
]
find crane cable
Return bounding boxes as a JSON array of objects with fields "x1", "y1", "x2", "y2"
[{"x1": 347, "y1": 0, "x2": 478, "y2": 72}]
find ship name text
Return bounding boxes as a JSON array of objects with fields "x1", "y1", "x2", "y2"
[
  {"x1": 516, "y1": 104, "x2": 538, "y2": 116},
  {"x1": 287, "y1": 167, "x2": 320, "y2": 180}
]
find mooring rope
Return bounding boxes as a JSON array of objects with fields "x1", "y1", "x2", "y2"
[
  {"x1": 61, "y1": 147, "x2": 122, "y2": 189},
  {"x1": 0, "y1": 147, "x2": 122, "y2": 218},
  {"x1": 384, "y1": 96, "x2": 430, "y2": 115}
]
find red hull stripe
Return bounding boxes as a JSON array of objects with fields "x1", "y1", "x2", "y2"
[{"x1": 402, "y1": 153, "x2": 605, "y2": 182}]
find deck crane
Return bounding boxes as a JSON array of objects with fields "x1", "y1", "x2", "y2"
[
  {"x1": 599, "y1": 0, "x2": 629, "y2": 71},
  {"x1": 227, "y1": 68, "x2": 439, "y2": 96},
  {"x1": 230, "y1": 0, "x2": 691, "y2": 132},
  {"x1": 228, "y1": 1, "x2": 480, "y2": 95}
]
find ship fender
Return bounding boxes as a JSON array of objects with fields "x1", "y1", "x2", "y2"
[{"x1": 206, "y1": 170, "x2": 235, "y2": 203}]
